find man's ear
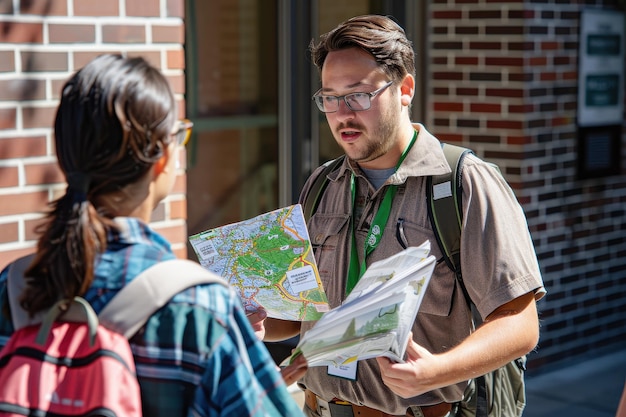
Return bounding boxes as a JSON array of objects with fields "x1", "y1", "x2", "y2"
[{"x1": 400, "y1": 74, "x2": 415, "y2": 107}]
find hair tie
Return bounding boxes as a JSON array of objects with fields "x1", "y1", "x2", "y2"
[{"x1": 66, "y1": 172, "x2": 92, "y2": 199}]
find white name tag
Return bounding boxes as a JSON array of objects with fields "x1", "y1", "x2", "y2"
[{"x1": 327, "y1": 361, "x2": 358, "y2": 381}]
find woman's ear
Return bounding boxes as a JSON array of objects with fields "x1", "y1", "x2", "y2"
[
  {"x1": 400, "y1": 74, "x2": 415, "y2": 107},
  {"x1": 152, "y1": 147, "x2": 172, "y2": 176}
]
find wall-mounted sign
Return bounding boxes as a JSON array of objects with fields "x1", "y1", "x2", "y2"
[{"x1": 577, "y1": 9, "x2": 624, "y2": 127}]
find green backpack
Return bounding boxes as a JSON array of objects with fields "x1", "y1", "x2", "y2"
[{"x1": 302, "y1": 144, "x2": 526, "y2": 417}]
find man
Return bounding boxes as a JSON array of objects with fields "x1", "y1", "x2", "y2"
[{"x1": 265, "y1": 15, "x2": 545, "y2": 417}]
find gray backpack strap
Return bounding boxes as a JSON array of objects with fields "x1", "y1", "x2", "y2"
[
  {"x1": 6, "y1": 253, "x2": 39, "y2": 330},
  {"x1": 99, "y1": 259, "x2": 226, "y2": 338},
  {"x1": 303, "y1": 156, "x2": 345, "y2": 222}
]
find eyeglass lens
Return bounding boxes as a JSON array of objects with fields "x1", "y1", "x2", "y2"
[{"x1": 313, "y1": 81, "x2": 392, "y2": 113}]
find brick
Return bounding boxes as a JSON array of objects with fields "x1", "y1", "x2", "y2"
[
  {"x1": 49, "y1": 24, "x2": 96, "y2": 43},
  {"x1": 21, "y1": 105, "x2": 57, "y2": 129},
  {"x1": 152, "y1": 223, "x2": 186, "y2": 245},
  {"x1": 432, "y1": 71, "x2": 463, "y2": 81},
  {"x1": 455, "y1": 56, "x2": 478, "y2": 65},
  {"x1": 24, "y1": 217, "x2": 46, "y2": 242},
  {"x1": 0, "y1": 222, "x2": 19, "y2": 243},
  {"x1": 152, "y1": 24, "x2": 185, "y2": 44},
  {"x1": 456, "y1": 26, "x2": 479, "y2": 35},
  {"x1": 166, "y1": 74, "x2": 185, "y2": 95},
  {"x1": 0, "y1": 22, "x2": 43, "y2": 43},
  {"x1": 102, "y1": 25, "x2": 146, "y2": 43},
  {"x1": 170, "y1": 198, "x2": 187, "y2": 219},
  {"x1": 25, "y1": 162, "x2": 64, "y2": 186},
  {"x1": 166, "y1": 0, "x2": 184, "y2": 18},
  {"x1": 21, "y1": 51, "x2": 69, "y2": 72},
  {"x1": 172, "y1": 246, "x2": 188, "y2": 259},
  {"x1": 51, "y1": 78, "x2": 68, "y2": 100},
  {"x1": 469, "y1": 41, "x2": 502, "y2": 50},
  {"x1": 485, "y1": 88, "x2": 524, "y2": 98},
  {"x1": 127, "y1": 51, "x2": 161, "y2": 68},
  {"x1": 126, "y1": 0, "x2": 160, "y2": 17},
  {"x1": 470, "y1": 103, "x2": 501, "y2": 113},
  {"x1": 0, "y1": 108, "x2": 17, "y2": 130},
  {"x1": 486, "y1": 120, "x2": 524, "y2": 130},
  {"x1": 0, "y1": 191, "x2": 48, "y2": 216},
  {"x1": 0, "y1": 79, "x2": 46, "y2": 101},
  {"x1": 0, "y1": 136, "x2": 48, "y2": 158},
  {"x1": 485, "y1": 57, "x2": 524, "y2": 67},
  {"x1": 432, "y1": 41, "x2": 463, "y2": 50},
  {"x1": 540, "y1": 41, "x2": 560, "y2": 51},
  {"x1": 456, "y1": 119, "x2": 480, "y2": 128},
  {"x1": 468, "y1": 135, "x2": 500, "y2": 144},
  {"x1": 469, "y1": 10, "x2": 502, "y2": 19},
  {"x1": 469, "y1": 72, "x2": 501, "y2": 81},
  {"x1": 456, "y1": 87, "x2": 479, "y2": 96},
  {"x1": 434, "y1": 102, "x2": 464, "y2": 112},
  {"x1": 19, "y1": 0, "x2": 68, "y2": 16},
  {"x1": 0, "y1": 1, "x2": 12, "y2": 13},
  {"x1": 507, "y1": 104, "x2": 535, "y2": 114},
  {"x1": 0, "y1": 166, "x2": 19, "y2": 188},
  {"x1": 73, "y1": 50, "x2": 122, "y2": 69},
  {"x1": 166, "y1": 49, "x2": 185, "y2": 70},
  {"x1": 0, "y1": 51, "x2": 15, "y2": 72},
  {"x1": 506, "y1": 136, "x2": 533, "y2": 145},
  {"x1": 151, "y1": 202, "x2": 166, "y2": 222},
  {"x1": 73, "y1": 1, "x2": 119, "y2": 16},
  {"x1": 529, "y1": 56, "x2": 547, "y2": 66},
  {"x1": 485, "y1": 25, "x2": 524, "y2": 35},
  {"x1": 432, "y1": 10, "x2": 463, "y2": 19}
]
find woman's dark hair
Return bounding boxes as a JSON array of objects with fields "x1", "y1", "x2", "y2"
[
  {"x1": 310, "y1": 14, "x2": 416, "y2": 83},
  {"x1": 21, "y1": 54, "x2": 176, "y2": 315}
]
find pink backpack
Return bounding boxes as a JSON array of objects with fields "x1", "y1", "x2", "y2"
[{"x1": 0, "y1": 256, "x2": 225, "y2": 417}]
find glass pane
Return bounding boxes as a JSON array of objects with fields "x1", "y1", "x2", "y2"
[
  {"x1": 187, "y1": 128, "x2": 278, "y2": 237},
  {"x1": 186, "y1": 0, "x2": 279, "y2": 239}
]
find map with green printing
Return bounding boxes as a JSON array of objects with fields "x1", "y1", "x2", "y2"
[{"x1": 189, "y1": 204, "x2": 329, "y2": 321}]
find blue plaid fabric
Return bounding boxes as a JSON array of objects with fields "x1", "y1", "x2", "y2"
[{"x1": 0, "y1": 217, "x2": 302, "y2": 417}]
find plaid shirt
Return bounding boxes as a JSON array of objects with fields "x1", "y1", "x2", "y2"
[{"x1": 0, "y1": 217, "x2": 302, "y2": 417}]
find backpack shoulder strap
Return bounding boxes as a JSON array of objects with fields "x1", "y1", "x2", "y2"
[
  {"x1": 6, "y1": 253, "x2": 38, "y2": 330},
  {"x1": 99, "y1": 259, "x2": 226, "y2": 338},
  {"x1": 303, "y1": 156, "x2": 345, "y2": 222},
  {"x1": 426, "y1": 143, "x2": 473, "y2": 281}
]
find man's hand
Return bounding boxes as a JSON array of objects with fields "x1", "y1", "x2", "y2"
[
  {"x1": 246, "y1": 308, "x2": 268, "y2": 340},
  {"x1": 376, "y1": 292, "x2": 540, "y2": 398},
  {"x1": 376, "y1": 335, "x2": 442, "y2": 398},
  {"x1": 280, "y1": 353, "x2": 308, "y2": 386}
]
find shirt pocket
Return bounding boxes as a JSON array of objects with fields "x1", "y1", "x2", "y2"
[
  {"x1": 309, "y1": 213, "x2": 350, "y2": 306},
  {"x1": 394, "y1": 218, "x2": 456, "y2": 317},
  {"x1": 309, "y1": 213, "x2": 350, "y2": 250}
]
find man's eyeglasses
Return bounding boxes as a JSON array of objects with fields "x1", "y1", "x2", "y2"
[
  {"x1": 172, "y1": 119, "x2": 193, "y2": 146},
  {"x1": 312, "y1": 81, "x2": 393, "y2": 113}
]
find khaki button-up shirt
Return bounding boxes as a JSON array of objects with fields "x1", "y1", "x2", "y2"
[{"x1": 298, "y1": 124, "x2": 545, "y2": 414}]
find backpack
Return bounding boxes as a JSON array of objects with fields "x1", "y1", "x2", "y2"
[
  {"x1": 0, "y1": 257, "x2": 226, "y2": 417},
  {"x1": 302, "y1": 144, "x2": 526, "y2": 417}
]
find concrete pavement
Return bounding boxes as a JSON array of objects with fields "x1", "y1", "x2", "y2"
[{"x1": 524, "y1": 349, "x2": 625, "y2": 417}]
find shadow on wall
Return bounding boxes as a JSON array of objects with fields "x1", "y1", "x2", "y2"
[{"x1": 0, "y1": 0, "x2": 53, "y2": 128}]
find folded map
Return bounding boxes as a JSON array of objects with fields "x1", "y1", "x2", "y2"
[{"x1": 189, "y1": 204, "x2": 329, "y2": 321}]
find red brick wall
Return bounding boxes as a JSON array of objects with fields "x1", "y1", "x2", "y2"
[
  {"x1": 0, "y1": 0, "x2": 189, "y2": 266},
  {"x1": 429, "y1": 0, "x2": 626, "y2": 370}
]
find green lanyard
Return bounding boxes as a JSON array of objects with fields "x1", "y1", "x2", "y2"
[{"x1": 345, "y1": 130, "x2": 417, "y2": 295}]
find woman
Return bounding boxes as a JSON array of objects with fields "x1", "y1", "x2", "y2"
[{"x1": 0, "y1": 54, "x2": 304, "y2": 417}]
